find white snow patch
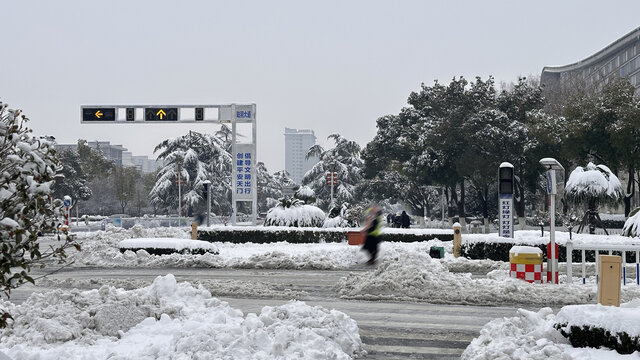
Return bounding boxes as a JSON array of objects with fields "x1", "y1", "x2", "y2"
[{"x1": 0, "y1": 275, "x2": 364, "y2": 359}]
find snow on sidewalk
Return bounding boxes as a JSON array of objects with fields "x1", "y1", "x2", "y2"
[
  {"x1": 461, "y1": 301, "x2": 640, "y2": 359},
  {"x1": 0, "y1": 274, "x2": 364, "y2": 360}
]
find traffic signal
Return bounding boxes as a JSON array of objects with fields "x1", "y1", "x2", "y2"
[
  {"x1": 499, "y1": 166, "x2": 513, "y2": 194},
  {"x1": 195, "y1": 107, "x2": 204, "y2": 121},
  {"x1": 126, "y1": 108, "x2": 135, "y2": 121},
  {"x1": 202, "y1": 184, "x2": 208, "y2": 199}
]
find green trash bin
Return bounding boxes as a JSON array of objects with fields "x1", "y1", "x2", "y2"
[{"x1": 429, "y1": 246, "x2": 445, "y2": 259}]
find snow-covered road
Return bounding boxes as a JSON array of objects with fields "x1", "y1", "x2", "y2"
[{"x1": 11, "y1": 266, "x2": 522, "y2": 359}]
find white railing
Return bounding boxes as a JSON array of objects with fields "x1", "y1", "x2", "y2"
[{"x1": 566, "y1": 241, "x2": 640, "y2": 286}]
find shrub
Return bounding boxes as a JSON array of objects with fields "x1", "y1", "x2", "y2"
[
  {"x1": 197, "y1": 227, "x2": 453, "y2": 244},
  {"x1": 555, "y1": 323, "x2": 640, "y2": 354},
  {"x1": 264, "y1": 198, "x2": 325, "y2": 227}
]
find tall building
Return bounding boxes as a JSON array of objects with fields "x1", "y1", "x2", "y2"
[
  {"x1": 541, "y1": 27, "x2": 640, "y2": 95},
  {"x1": 284, "y1": 128, "x2": 319, "y2": 184}
]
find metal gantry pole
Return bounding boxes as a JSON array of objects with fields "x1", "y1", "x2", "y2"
[
  {"x1": 231, "y1": 104, "x2": 237, "y2": 225},
  {"x1": 178, "y1": 163, "x2": 182, "y2": 227},
  {"x1": 550, "y1": 173, "x2": 557, "y2": 284}
]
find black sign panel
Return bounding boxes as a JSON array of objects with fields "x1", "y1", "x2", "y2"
[
  {"x1": 145, "y1": 107, "x2": 178, "y2": 121},
  {"x1": 126, "y1": 108, "x2": 135, "y2": 121},
  {"x1": 82, "y1": 108, "x2": 116, "y2": 121},
  {"x1": 195, "y1": 107, "x2": 204, "y2": 121}
]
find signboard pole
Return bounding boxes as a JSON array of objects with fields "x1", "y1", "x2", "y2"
[
  {"x1": 231, "y1": 104, "x2": 237, "y2": 226},
  {"x1": 178, "y1": 164, "x2": 182, "y2": 227},
  {"x1": 251, "y1": 105, "x2": 257, "y2": 225}
]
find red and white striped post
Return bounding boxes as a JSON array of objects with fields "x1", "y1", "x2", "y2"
[{"x1": 63, "y1": 195, "x2": 72, "y2": 228}]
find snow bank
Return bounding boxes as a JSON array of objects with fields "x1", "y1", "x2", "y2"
[
  {"x1": 462, "y1": 304, "x2": 640, "y2": 359},
  {"x1": 336, "y1": 249, "x2": 640, "y2": 306},
  {"x1": 464, "y1": 230, "x2": 637, "y2": 247},
  {"x1": 0, "y1": 275, "x2": 364, "y2": 359},
  {"x1": 556, "y1": 300, "x2": 640, "y2": 338}
]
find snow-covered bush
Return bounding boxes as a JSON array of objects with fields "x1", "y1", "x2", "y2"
[
  {"x1": 622, "y1": 208, "x2": 640, "y2": 237},
  {"x1": 263, "y1": 198, "x2": 326, "y2": 227},
  {"x1": 0, "y1": 101, "x2": 79, "y2": 327},
  {"x1": 294, "y1": 185, "x2": 315, "y2": 204},
  {"x1": 565, "y1": 162, "x2": 624, "y2": 208}
]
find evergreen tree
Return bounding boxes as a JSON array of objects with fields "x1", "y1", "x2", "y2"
[
  {"x1": 301, "y1": 134, "x2": 362, "y2": 209},
  {"x1": 0, "y1": 101, "x2": 79, "y2": 327}
]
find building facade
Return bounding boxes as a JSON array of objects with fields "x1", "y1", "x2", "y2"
[
  {"x1": 541, "y1": 27, "x2": 640, "y2": 95},
  {"x1": 284, "y1": 128, "x2": 319, "y2": 184},
  {"x1": 55, "y1": 141, "x2": 160, "y2": 173}
]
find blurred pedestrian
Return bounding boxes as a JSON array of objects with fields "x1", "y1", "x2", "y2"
[
  {"x1": 362, "y1": 205, "x2": 383, "y2": 265},
  {"x1": 400, "y1": 210, "x2": 410, "y2": 228}
]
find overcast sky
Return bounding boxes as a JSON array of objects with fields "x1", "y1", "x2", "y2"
[{"x1": 2, "y1": 1, "x2": 640, "y2": 172}]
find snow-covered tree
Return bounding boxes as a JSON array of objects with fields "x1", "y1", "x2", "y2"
[
  {"x1": 263, "y1": 198, "x2": 325, "y2": 227},
  {"x1": 0, "y1": 101, "x2": 79, "y2": 327},
  {"x1": 150, "y1": 130, "x2": 231, "y2": 215},
  {"x1": 52, "y1": 148, "x2": 92, "y2": 206},
  {"x1": 294, "y1": 185, "x2": 315, "y2": 204},
  {"x1": 301, "y1": 134, "x2": 362, "y2": 209},
  {"x1": 564, "y1": 162, "x2": 624, "y2": 234},
  {"x1": 256, "y1": 162, "x2": 282, "y2": 213},
  {"x1": 622, "y1": 207, "x2": 640, "y2": 237}
]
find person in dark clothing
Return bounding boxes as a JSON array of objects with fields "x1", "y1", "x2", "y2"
[
  {"x1": 362, "y1": 206, "x2": 383, "y2": 265},
  {"x1": 400, "y1": 210, "x2": 410, "y2": 228}
]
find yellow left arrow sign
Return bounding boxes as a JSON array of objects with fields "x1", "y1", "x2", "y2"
[{"x1": 95, "y1": 110, "x2": 103, "y2": 119}]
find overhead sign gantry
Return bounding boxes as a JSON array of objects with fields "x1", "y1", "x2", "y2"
[{"x1": 81, "y1": 104, "x2": 257, "y2": 225}]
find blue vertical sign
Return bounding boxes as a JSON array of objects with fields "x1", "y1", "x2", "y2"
[
  {"x1": 499, "y1": 194, "x2": 513, "y2": 238},
  {"x1": 234, "y1": 143, "x2": 255, "y2": 200}
]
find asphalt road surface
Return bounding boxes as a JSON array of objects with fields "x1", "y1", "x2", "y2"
[{"x1": 11, "y1": 267, "x2": 523, "y2": 359}]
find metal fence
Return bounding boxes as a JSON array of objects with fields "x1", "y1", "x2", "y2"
[{"x1": 566, "y1": 241, "x2": 640, "y2": 286}]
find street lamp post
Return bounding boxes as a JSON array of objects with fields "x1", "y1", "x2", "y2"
[{"x1": 539, "y1": 158, "x2": 564, "y2": 284}]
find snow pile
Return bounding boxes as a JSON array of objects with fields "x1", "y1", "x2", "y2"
[
  {"x1": 462, "y1": 304, "x2": 640, "y2": 359},
  {"x1": 264, "y1": 204, "x2": 326, "y2": 227},
  {"x1": 622, "y1": 210, "x2": 640, "y2": 237},
  {"x1": 336, "y1": 249, "x2": 640, "y2": 306},
  {"x1": 464, "y1": 230, "x2": 637, "y2": 247},
  {"x1": 0, "y1": 275, "x2": 364, "y2": 359},
  {"x1": 118, "y1": 238, "x2": 219, "y2": 254},
  {"x1": 323, "y1": 215, "x2": 350, "y2": 228},
  {"x1": 556, "y1": 300, "x2": 640, "y2": 338}
]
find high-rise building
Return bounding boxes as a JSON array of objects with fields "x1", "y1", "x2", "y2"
[
  {"x1": 541, "y1": 27, "x2": 640, "y2": 96},
  {"x1": 284, "y1": 128, "x2": 319, "y2": 184}
]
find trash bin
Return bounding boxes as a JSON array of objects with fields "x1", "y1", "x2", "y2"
[
  {"x1": 347, "y1": 231, "x2": 364, "y2": 245},
  {"x1": 429, "y1": 246, "x2": 445, "y2": 259},
  {"x1": 509, "y1": 246, "x2": 543, "y2": 284}
]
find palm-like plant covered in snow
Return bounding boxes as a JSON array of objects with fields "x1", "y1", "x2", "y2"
[
  {"x1": 622, "y1": 208, "x2": 640, "y2": 237},
  {"x1": 564, "y1": 162, "x2": 624, "y2": 234},
  {"x1": 301, "y1": 134, "x2": 362, "y2": 209},
  {"x1": 149, "y1": 130, "x2": 232, "y2": 215},
  {"x1": 263, "y1": 197, "x2": 325, "y2": 227}
]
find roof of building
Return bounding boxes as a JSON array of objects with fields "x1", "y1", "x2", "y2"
[{"x1": 542, "y1": 26, "x2": 640, "y2": 74}]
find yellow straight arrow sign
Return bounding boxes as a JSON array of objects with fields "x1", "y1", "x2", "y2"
[
  {"x1": 95, "y1": 110, "x2": 103, "y2": 119},
  {"x1": 156, "y1": 109, "x2": 166, "y2": 119}
]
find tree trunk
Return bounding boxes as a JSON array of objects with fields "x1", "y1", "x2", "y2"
[
  {"x1": 624, "y1": 166, "x2": 635, "y2": 217},
  {"x1": 588, "y1": 199, "x2": 597, "y2": 235},
  {"x1": 457, "y1": 180, "x2": 466, "y2": 228},
  {"x1": 482, "y1": 185, "x2": 490, "y2": 233}
]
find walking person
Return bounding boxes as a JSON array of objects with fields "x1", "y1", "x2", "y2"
[
  {"x1": 400, "y1": 210, "x2": 410, "y2": 228},
  {"x1": 362, "y1": 206, "x2": 383, "y2": 265}
]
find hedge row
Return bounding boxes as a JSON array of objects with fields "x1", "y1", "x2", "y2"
[
  {"x1": 461, "y1": 242, "x2": 637, "y2": 263},
  {"x1": 119, "y1": 247, "x2": 218, "y2": 256},
  {"x1": 555, "y1": 323, "x2": 640, "y2": 354},
  {"x1": 197, "y1": 228, "x2": 453, "y2": 244}
]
